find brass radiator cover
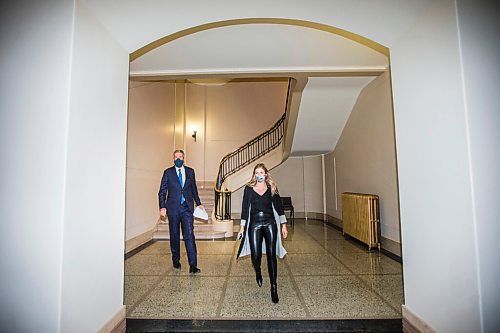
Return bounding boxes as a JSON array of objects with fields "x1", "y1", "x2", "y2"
[{"x1": 341, "y1": 192, "x2": 381, "y2": 251}]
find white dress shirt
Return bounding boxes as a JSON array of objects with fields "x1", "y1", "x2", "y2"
[{"x1": 175, "y1": 166, "x2": 186, "y2": 187}]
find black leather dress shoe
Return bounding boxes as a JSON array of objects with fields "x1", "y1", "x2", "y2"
[
  {"x1": 189, "y1": 266, "x2": 201, "y2": 274},
  {"x1": 173, "y1": 261, "x2": 181, "y2": 269}
]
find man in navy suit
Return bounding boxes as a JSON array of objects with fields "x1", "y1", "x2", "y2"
[{"x1": 159, "y1": 150, "x2": 203, "y2": 273}]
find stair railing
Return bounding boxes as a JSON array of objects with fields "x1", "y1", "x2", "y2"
[{"x1": 214, "y1": 79, "x2": 292, "y2": 220}]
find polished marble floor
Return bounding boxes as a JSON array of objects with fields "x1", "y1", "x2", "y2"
[{"x1": 124, "y1": 219, "x2": 404, "y2": 321}]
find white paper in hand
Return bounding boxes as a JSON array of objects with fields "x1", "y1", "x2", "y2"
[{"x1": 193, "y1": 206, "x2": 208, "y2": 220}]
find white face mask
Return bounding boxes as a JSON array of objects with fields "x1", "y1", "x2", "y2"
[{"x1": 256, "y1": 175, "x2": 265, "y2": 182}]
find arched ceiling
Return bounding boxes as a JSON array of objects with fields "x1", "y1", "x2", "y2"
[
  {"x1": 126, "y1": 23, "x2": 388, "y2": 155},
  {"x1": 129, "y1": 24, "x2": 388, "y2": 77}
]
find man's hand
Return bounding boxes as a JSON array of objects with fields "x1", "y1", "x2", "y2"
[
  {"x1": 160, "y1": 208, "x2": 167, "y2": 217},
  {"x1": 198, "y1": 204, "x2": 204, "y2": 210}
]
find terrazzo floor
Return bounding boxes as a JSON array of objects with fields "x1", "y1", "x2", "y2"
[{"x1": 124, "y1": 219, "x2": 404, "y2": 321}]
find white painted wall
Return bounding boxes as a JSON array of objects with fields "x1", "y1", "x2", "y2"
[
  {"x1": 303, "y1": 156, "x2": 324, "y2": 214},
  {"x1": 59, "y1": 1, "x2": 129, "y2": 332},
  {"x1": 291, "y1": 77, "x2": 375, "y2": 155},
  {"x1": 83, "y1": 0, "x2": 434, "y2": 54},
  {"x1": 456, "y1": 1, "x2": 500, "y2": 331},
  {"x1": 269, "y1": 158, "x2": 306, "y2": 213},
  {"x1": 391, "y1": 1, "x2": 480, "y2": 331},
  {"x1": 0, "y1": 1, "x2": 74, "y2": 331},
  {"x1": 324, "y1": 153, "x2": 338, "y2": 216},
  {"x1": 1, "y1": 1, "x2": 128, "y2": 331}
]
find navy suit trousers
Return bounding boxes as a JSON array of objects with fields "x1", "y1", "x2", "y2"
[{"x1": 168, "y1": 202, "x2": 197, "y2": 267}]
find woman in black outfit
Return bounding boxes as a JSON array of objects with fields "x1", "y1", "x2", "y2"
[{"x1": 237, "y1": 163, "x2": 288, "y2": 303}]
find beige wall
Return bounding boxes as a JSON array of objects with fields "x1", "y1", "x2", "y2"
[
  {"x1": 325, "y1": 72, "x2": 400, "y2": 243},
  {"x1": 184, "y1": 84, "x2": 205, "y2": 179},
  {"x1": 126, "y1": 82, "x2": 176, "y2": 240},
  {"x1": 189, "y1": 81, "x2": 288, "y2": 182},
  {"x1": 126, "y1": 80, "x2": 288, "y2": 240}
]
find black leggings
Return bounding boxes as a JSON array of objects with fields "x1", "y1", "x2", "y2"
[{"x1": 248, "y1": 213, "x2": 278, "y2": 285}]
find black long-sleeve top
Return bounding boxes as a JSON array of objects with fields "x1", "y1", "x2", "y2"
[{"x1": 240, "y1": 185, "x2": 286, "y2": 226}]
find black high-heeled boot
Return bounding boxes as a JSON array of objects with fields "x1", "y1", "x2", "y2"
[
  {"x1": 256, "y1": 270, "x2": 263, "y2": 287},
  {"x1": 271, "y1": 284, "x2": 279, "y2": 303}
]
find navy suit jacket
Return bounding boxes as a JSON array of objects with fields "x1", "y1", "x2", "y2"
[{"x1": 158, "y1": 166, "x2": 201, "y2": 214}]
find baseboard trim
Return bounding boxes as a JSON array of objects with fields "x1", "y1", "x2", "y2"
[
  {"x1": 381, "y1": 235, "x2": 402, "y2": 258},
  {"x1": 125, "y1": 239, "x2": 154, "y2": 259},
  {"x1": 125, "y1": 228, "x2": 155, "y2": 254},
  {"x1": 98, "y1": 306, "x2": 126, "y2": 333},
  {"x1": 323, "y1": 214, "x2": 343, "y2": 229},
  {"x1": 402, "y1": 305, "x2": 435, "y2": 333}
]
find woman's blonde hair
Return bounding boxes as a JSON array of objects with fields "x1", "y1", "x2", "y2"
[{"x1": 248, "y1": 163, "x2": 278, "y2": 194}]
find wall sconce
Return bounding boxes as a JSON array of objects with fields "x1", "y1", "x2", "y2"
[{"x1": 192, "y1": 130, "x2": 197, "y2": 142}]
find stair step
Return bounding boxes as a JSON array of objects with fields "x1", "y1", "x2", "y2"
[
  {"x1": 153, "y1": 230, "x2": 227, "y2": 240},
  {"x1": 159, "y1": 220, "x2": 210, "y2": 224},
  {"x1": 157, "y1": 224, "x2": 215, "y2": 232}
]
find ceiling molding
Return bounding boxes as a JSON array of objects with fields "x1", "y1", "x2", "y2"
[{"x1": 129, "y1": 67, "x2": 388, "y2": 81}]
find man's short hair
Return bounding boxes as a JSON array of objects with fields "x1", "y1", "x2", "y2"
[{"x1": 173, "y1": 149, "x2": 185, "y2": 157}]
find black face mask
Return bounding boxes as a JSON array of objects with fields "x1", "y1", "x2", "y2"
[{"x1": 174, "y1": 159, "x2": 184, "y2": 168}]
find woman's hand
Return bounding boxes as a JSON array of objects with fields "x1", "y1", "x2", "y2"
[
  {"x1": 237, "y1": 225, "x2": 244, "y2": 240},
  {"x1": 281, "y1": 224, "x2": 288, "y2": 239}
]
